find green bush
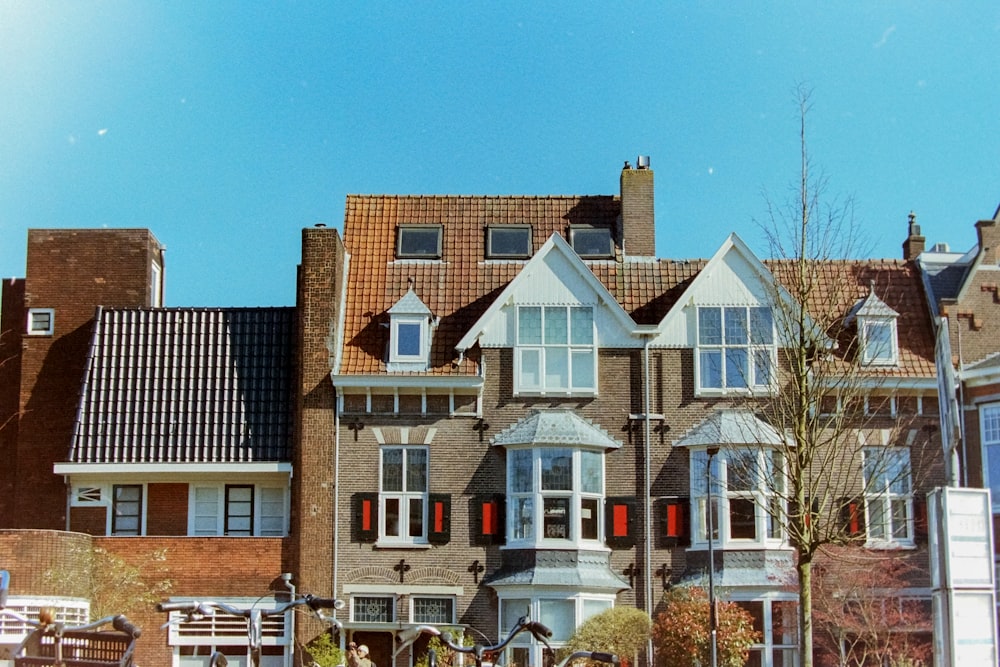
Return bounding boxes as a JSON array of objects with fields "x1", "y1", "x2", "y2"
[
  {"x1": 305, "y1": 631, "x2": 345, "y2": 667},
  {"x1": 558, "y1": 607, "x2": 652, "y2": 667}
]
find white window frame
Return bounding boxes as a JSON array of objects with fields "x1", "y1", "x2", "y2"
[
  {"x1": 690, "y1": 447, "x2": 787, "y2": 549},
  {"x1": 498, "y1": 594, "x2": 615, "y2": 667},
  {"x1": 409, "y1": 596, "x2": 456, "y2": 624},
  {"x1": 188, "y1": 484, "x2": 288, "y2": 537},
  {"x1": 379, "y1": 446, "x2": 429, "y2": 545},
  {"x1": 71, "y1": 485, "x2": 105, "y2": 507},
  {"x1": 981, "y1": 403, "x2": 1000, "y2": 512},
  {"x1": 26, "y1": 308, "x2": 55, "y2": 336},
  {"x1": 731, "y1": 592, "x2": 800, "y2": 667},
  {"x1": 514, "y1": 305, "x2": 597, "y2": 396},
  {"x1": 862, "y1": 446, "x2": 914, "y2": 546},
  {"x1": 389, "y1": 315, "x2": 429, "y2": 364},
  {"x1": 506, "y1": 446, "x2": 605, "y2": 549},
  {"x1": 695, "y1": 306, "x2": 776, "y2": 396},
  {"x1": 860, "y1": 317, "x2": 899, "y2": 366},
  {"x1": 351, "y1": 595, "x2": 396, "y2": 624},
  {"x1": 151, "y1": 260, "x2": 163, "y2": 307}
]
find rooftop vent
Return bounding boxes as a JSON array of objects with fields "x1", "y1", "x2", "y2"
[
  {"x1": 930, "y1": 242, "x2": 950, "y2": 253},
  {"x1": 636, "y1": 155, "x2": 650, "y2": 169}
]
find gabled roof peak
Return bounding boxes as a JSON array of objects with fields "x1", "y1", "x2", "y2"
[{"x1": 491, "y1": 408, "x2": 622, "y2": 450}]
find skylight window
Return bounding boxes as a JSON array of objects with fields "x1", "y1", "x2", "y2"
[
  {"x1": 397, "y1": 225, "x2": 443, "y2": 259},
  {"x1": 569, "y1": 226, "x2": 614, "y2": 258},
  {"x1": 487, "y1": 225, "x2": 532, "y2": 259}
]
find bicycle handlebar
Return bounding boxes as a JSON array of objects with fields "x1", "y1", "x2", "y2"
[
  {"x1": 398, "y1": 616, "x2": 553, "y2": 655},
  {"x1": 555, "y1": 651, "x2": 619, "y2": 667},
  {"x1": 157, "y1": 594, "x2": 344, "y2": 621}
]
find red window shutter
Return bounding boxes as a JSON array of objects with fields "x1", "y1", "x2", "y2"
[
  {"x1": 605, "y1": 497, "x2": 636, "y2": 549},
  {"x1": 474, "y1": 495, "x2": 505, "y2": 545},
  {"x1": 428, "y1": 493, "x2": 451, "y2": 545},
  {"x1": 659, "y1": 497, "x2": 690, "y2": 547},
  {"x1": 353, "y1": 492, "x2": 378, "y2": 543}
]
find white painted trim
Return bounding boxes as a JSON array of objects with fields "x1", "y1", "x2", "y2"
[
  {"x1": 342, "y1": 584, "x2": 463, "y2": 595},
  {"x1": 54, "y1": 462, "x2": 292, "y2": 476}
]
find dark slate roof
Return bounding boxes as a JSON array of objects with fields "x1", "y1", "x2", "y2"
[
  {"x1": 70, "y1": 307, "x2": 295, "y2": 464},
  {"x1": 485, "y1": 549, "x2": 629, "y2": 591}
]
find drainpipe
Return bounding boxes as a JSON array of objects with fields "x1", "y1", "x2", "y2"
[
  {"x1": 642, "y1": 333, "x2": 654, "y2": 667},
  {"x1": 334, "y1": 391, "x2": 345, "y2": 652},
  {"x1": 282, "y1": 573, "x2": 295, "y2": 667}
]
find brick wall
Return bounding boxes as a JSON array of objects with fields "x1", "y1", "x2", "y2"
[
  {"x1": 0, "y1": 278, "x2": 26, "y2": 522},
  {"x1": 0, "y1": 529, "x2": 93, "y2": 597},
  {"x1": 10, "y1": 229, "x2": 164, "y2": 530},
  {"x1": 146, "y1": 483, "x2": 189, "y2": 535},
  {"x1": 294, "y1": 226, "x2": 345, "y2": 597},
  {"x1": 620, "y1": 167, "x2": 656, "y2": 258}
]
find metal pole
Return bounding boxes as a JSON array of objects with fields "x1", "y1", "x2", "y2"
[{"x1": 706, "y1": 447, "x2": 719, "y2": 667}]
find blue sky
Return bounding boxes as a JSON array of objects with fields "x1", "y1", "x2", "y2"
[{"x1": 2, "y1": 2, "x2": 999, "y2": 307}]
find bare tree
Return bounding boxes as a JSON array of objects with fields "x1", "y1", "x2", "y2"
[{"x1": 745, "y1": 86, "x2": 935, "y2": 667}]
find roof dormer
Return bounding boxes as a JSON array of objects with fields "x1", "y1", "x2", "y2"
[
  {"x1": 386, "y1": 285, "x2": 435, "y2": 371},
  {"x1": 847, "y1": 282, "x2": 899, "y2": 366}
]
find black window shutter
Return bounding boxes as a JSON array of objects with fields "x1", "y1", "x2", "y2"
[
  {"x1": 353, "y1": 492, "x2": 378, "y2": 543},
  {"x1": 605, "y1": 496, "x2": 636, "y2": 549},
  {"x1": 474, "y1": 495, "x2": 505, "y2": 545},
  {"x1": 660, "y1": 497, "x2": 690, "y2": 547},
  {"x1": 428, "y1": 493, "x2": 451, "y2": 545}
]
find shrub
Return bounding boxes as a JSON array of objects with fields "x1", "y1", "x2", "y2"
[
  {"x1": 558, "y1": 606, "x2": 652, "y2": 667},
  {"x1": 651, "y1": 587, "x2": 760, "y2": 667},
  {"x1": 304, "y1": 631, "x2": 345, "y2": 667}
]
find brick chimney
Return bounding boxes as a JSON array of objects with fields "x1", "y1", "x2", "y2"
[
  {"x1": 976, "y1": 217, "x2": 1000, "y2": 265},
  {"x1": 902, "y1": 211, "x2": 925, "y2": 261},
  {"x1": 620, "y1": 157, "x2": 656, "y2": 258}
]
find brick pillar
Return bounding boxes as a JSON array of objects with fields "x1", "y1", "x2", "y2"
[
  {"x1": 902, "y1": 211, "x2": 925, "y2": 261},
  {"x1": 620, "y1": 162, "x2": 656, "y2": 258}
]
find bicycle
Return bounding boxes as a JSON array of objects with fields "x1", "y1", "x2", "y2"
[
  {"x1": 396, "y1": 617, "x2": 619, "y2": 667},
  {"x1": 157, "y1": 593, "x2": 345, "y2": 667},
  {"x1": 0, "y1": 569, "x2": 142, "y2": 667}
]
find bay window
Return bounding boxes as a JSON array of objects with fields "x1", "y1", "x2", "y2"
[
  {"x1": 507, "y1": 446, "x2": 604, "y2": 547},
  {"x1": 691, "y1": 447, "x2": 785, "y2": 547},
  {"x1": 515, "y1": 306, "x2": 596, "y2": 395}
]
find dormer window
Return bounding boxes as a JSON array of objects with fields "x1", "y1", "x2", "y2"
[
  {"x1": 847, "y1": 284, "x2": 899, "y2": 367},
  {"x1": 397, "y1": 225, "x2": 442, "y2": 259},
  {"x1": 569, "y1": 226, "x2": 613, "y2": 259},
  {"x1": 487, "y1": 225, "x2": 532, "y2": 259},
  {"x1": 387, "y1": 287, "x2": 434, "y2": 369}
]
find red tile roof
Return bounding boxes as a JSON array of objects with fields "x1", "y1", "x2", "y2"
[{"x1": 339, "y1": 195, "x2": 935, "y2": 380}]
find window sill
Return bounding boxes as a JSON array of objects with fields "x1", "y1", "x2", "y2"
[
  {"x1": 687, "y1": 543, "x2": 793, "y2": 552},
  {"x1": 375, "y1": 541, "x2": 433, "y2": 550},
  {"x1": 863, "y1": 540, "x2": 916, "y2": 551}
]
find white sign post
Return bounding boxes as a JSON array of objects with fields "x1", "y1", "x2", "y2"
[{"x1": 928, "y1": 487, "x2": 998, "y2": 666}]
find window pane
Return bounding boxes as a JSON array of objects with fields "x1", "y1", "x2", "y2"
[
  {"x1": 406, "y1": 448, "x2": 428, "y2": 492},
  {"x1": 581, "y1": 497, "x2": 599, "y2": 540},
  {"x1": 725, "y1": 348, "x2": 749, "y2": 388},
  {"x1": 353, "y1": 597, "x2": 392, "y2": 623},
  {"x1": 500, "y1": 599, "x2": 530, "y2": 635},
  {"x1": 518, "y1": 307, "x2": 542, "y2": 344},
  {"x1": 382, "y1": 449, "x2": 403, "y2": 492},
  {"x1": 398, "y1": 227, "x2": 440, "y2": 257},
  {"x1": 570, "y1": 308, "x2": 593, "y2": 344},
  {"x1": 580, "y1": 450, "x2": 603, "y2": 494},
  {"x1": 866, "y1": 321, "x2": 894, "y2": 361},
  {"x1": 729, "y1": 497, "x2": 757, "y2": 539},
  {"x1": 413, "y1": 597, "x2": 454, "y2": 624},
  {"x1": 571, "y1": 349, "x2": 595, "y2": 390},
  {"x1": 753, "y1": 349, "x2": 772, "y2": 386},
  {"x1": 988, "y1": 445, "x2": 1000, "y2": 503},
  {"x1": 541, "y1": 450, "x2": 572, "y2": 490},
  {"x1": 539, "y1": 600, "x2": 576, "y2": 641},
  {"x1": 512, "y1": 497, "x2": 533, "y2": 540},
  {"x1": 868, "y1": 498, "x2": 887, "y2": 539},
  {"x1": 396, "y1": 323, "x2": 421, "y2": 357},
  {"x1": 699, "y1": 307, "x2": 722, "y2": 345},
  {"x1": 385, "y1": 498, "x2": 400, "y2": 537},
  {"x1": 488, "y1": 227, "x2": 531, "y2": 257},
  {"x1": 510, "y1": 449, "x2": 533, "y2": 493},
  {"x1": 519, "y1": 349, "x2": 541, "y2": 389},
  {"x1": 572, "y1": 228, "x2": 612, "y2": 257},
  {"x1": 750, "y1": 307, "x2": 773, "y2": 344},
  {"x1": 891, "y1": 498, "x2": 909, "y2": 538},
  {"x1": 728, "y1": 450, "x2": 757, "y2": 492},
  {"x1": 543, "y1": 497, "x2": 570, "y2": 539},
  {"x1": 700, "y1": 350, "x2": 722, "y2": 388},
  {"x1": 724, "y1": 307, "x2": 748, "y2": 345},
  {"x1": 544, "y1": 307, "x2": 568, "y2": 344},
  {"x1": 408, "y1": 497, "x2": 424, "y2": 537},
  {"x1": 582, "y1": 599, "x2": 612, "y2": 622},
  {"x1": 545, "y1": 347, "x2": 569, "y2": 389}
]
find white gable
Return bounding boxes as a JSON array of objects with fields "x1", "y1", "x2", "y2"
[
  {"x1": 456, "y1": 234, "x2": 638, "y2": 351},
  {"x1": 654, "y1": 233, "x2": 812, "y2": 348}
]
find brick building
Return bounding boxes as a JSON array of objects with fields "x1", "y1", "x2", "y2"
[{"x1": 1, "y1": 162, "x2": 949, "y2": 667}]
